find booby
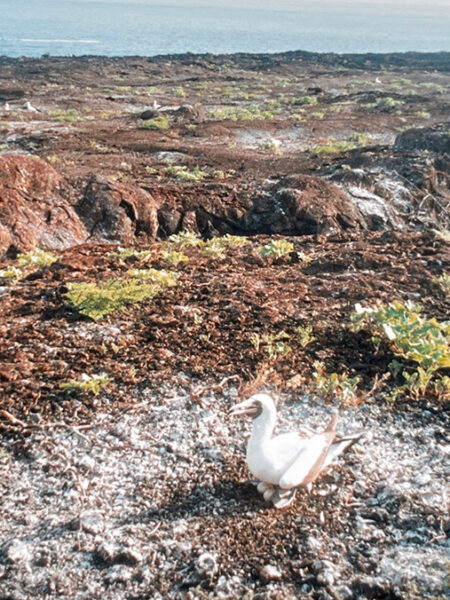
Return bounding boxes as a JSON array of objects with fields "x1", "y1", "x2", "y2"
[
  {"x1": 228, "y1": 393, "x2": 363, "y2": 508},
  {"x1": 25, "y1": 101, "x2": 38, "y2": 112}
]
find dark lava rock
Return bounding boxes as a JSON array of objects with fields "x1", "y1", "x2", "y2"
[
  {"x1": 0, "y1": 88, "x2": 25, "y2": 101},
  {"x1": 395, "y1": 125, "x2": 450, "y2": 154},
  {"x1": 140, "y1": 109, "x2": 158, "y2": 120}
]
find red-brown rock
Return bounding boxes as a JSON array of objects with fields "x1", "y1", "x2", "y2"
[
  {"x1": 75, "y1": 175, "x2": 160, "y2": 244},
  {"x1": 242, "y1": 175, "x2": 365, "y2": 235},
  {"x1": 0, "y1": 154, "x2": 88, "y2": 255}
]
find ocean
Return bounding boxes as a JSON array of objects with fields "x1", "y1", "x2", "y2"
[{"x1": 0, "y1": 0, "x2": 449, "y2": 58}]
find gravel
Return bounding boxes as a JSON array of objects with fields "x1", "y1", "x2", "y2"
[{"x1": 0, "y1": 383, "x2": 448, "y2": 599}]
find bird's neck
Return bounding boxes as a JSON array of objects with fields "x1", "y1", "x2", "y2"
[{"x1": 249, "y1": 410, "x2": 276, "y2": 448}]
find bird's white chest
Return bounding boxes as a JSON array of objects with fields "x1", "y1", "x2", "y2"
[{"x1": 246, "y1": 433, "x2": 305, "y2": 485}]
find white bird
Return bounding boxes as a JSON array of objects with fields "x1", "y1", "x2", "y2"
[
  {"x1": 25, "y1": 101, "x2": 38, "y2": 113},
  {"x1": 152, "y1": 100, "x2": 161, "y2": 110},
  {"x1": 4, "y1": 102, "x2": 10, "y2": 111},
  {"x1": 228, "y1": 393, "x2": 363, "y2": 508}
]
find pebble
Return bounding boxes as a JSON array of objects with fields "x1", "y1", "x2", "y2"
[
  {"x1": 119, "y1": 547, "x2": 143, "y2": 566},
  {"x1": 0, "y1": 384, "x2": 447, "y2": 598},
  {"x1": 258, "y1": 564, "x2": 282, "y2": 583},
  {"x1": 317, "y1": 570, "x2": 335, "y2": 587},
  {"x1": 196, "y1": 552, "x2": 217, "y2": 575},
  {"x1": 80, "y1": 511, "x2": 104, "y2": 535},
  {"x1": 95, "y1": 541, "x2": 119, "y2": 564},
  {"x1": 104, "y1": 565, "x2": 133, "y2": 584},
  {"x1": 3, "y1": 539, "x2": 32, "y2": 564}
]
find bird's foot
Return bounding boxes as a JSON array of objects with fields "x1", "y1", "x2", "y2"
[
  {"x1": 271, "y1": 488, "x2": 297, "y2": 509},
  {"x1": 256, "y1": 481, "x2": 276, "y2": 501}
]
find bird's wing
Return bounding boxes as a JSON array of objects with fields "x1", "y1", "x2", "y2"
[{"x1": 278, "y1": 431, "x2": 335, "y2": 489}]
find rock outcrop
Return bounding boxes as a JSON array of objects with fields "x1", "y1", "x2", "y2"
[
  {"x1": 0, "y1": 155, "x2": 162, "y2": 255},
  {"x1": 75, "y1": 175, "x2": 160, "y2": 244},
  {"x1": 0, "y1": 154, "x2": 88, "y2": 256},
  {"x1": 394, "y1": 125, "x2": 450, "y2": 154}
]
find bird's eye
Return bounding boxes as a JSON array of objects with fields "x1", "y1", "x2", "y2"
[{"x1": 251, "y1": 401, "x2": 263, "y2": 418}]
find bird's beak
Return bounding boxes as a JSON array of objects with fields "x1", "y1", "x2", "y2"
[{"x1": 227, "y1": 400, "x2": 258, "y2": 417}]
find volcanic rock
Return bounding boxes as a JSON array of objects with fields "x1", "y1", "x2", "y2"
[
  {"x1": 245, "y1": 175, "x2": 365, "y2": 235},
  {"x1": 75, "y1": 175, "x2": 160, "y2": 243},
  {"x1": 395, "y1": 125, "x2": 450, "y2": 154},
  {"x1": 0, "y1": 154, "x2": 88, "y2": 256}
]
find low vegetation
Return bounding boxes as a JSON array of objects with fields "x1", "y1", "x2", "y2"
[
  {"x1": 258, "y1": 239, "x2": 294, "y2": 259},
  {"x1": 352, "y1": 301, "x2": 450, "y2": 399},
  {"x1": 293, "y1": 95, "x2": 317, "y2": 106},
  {"x1": 60, "y1": 372, "x2": 111, "y2": 395},
  {"x1": 164, "y1": 232, "x2": 205, "y2": 248},
  {"x1": 312, "y1": 140, "x2": 356, "y2": 154},
  {"x1": 164, "y1": 165, "x2": 208, "y2": 182},
  {"x1": 312, "y1": 132, "x2": 372, "y2": 155},
  {"x1": 312, "y1": 361, "x2": 361, "y2": 403},
  {"x1": 126, "y1": 268, "x2": 179, "y2": 286},
  {"x1": 64, "y1": 272, "x2": 178, "y2": 320},
  {"x1": 140, "y1": 115, "x2": 170, "y2": 130},
  {"x1": 367, "y1": 97, "x2": 405, "y2": 109},
  {"x1": 0, "y1": 265, "x2": 24, "y2": 282},
  {"x1": 106, "y1": 247, "x2": 153, "y2": 263},
  {"x1": 161, "y1": 250, "x2": 189, "y2": 265},
  {"x1": 249, "y1": 331, "x2": 292, "y2": 359},
  {"x1": 17, "y1": 250, "x2": 59, "y2": 267}
]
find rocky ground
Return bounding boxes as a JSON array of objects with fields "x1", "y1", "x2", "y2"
[{"x1": 0, "y1": 51, "x2": 449, "y2": 598}]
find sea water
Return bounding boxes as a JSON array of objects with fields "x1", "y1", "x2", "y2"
[{"x1": 0, "y1": 0, "x2": 449, "y2": 57}]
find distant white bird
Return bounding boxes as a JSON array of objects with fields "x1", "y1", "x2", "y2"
[
  {"x1": 152, "y1": 100, "x2": 161, "y2": 110},
  {"x1": 25, "y1": 101, "x2": 38, "y2": 113},
  {"x1": 228, "y1": 393, "x2": 363, "y2": 508},
  {"x1": 4, "y1": 102, "x2": 10, "y2": 111}
]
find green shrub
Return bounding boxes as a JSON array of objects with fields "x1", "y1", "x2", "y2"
[
  {"x1": 311, "y1": 140, "x2": 356, "y2": 155},
  {"x1": 296, "y1": 325, "x2": 315, "y2": 348},
  {"x1": 17, "y1": 250, "x2": 58, "y2": 267},
  {"x1": 140, "y1": 115, "x2": 170, "y2": 130},
  {"x1": 161, "y1": 250, "x2": 189, "y2": 265},
  {"x1": 126, "y1": 268, "x2": 179, "y2": 287},
  {"x1": 433, "y1": 273, "x2": 450, "y2": 292},
  {"x1": 420, "y1": 82, "x2": 445, "y2": 93},
  {"x1": 164, "y1": 232, "x2": 204, "y2": 248},
  {"x1": 351, "y1": 132, "x2": 371, "y2": 145},
  {"x1": 0, "y1": 266, "x2": 24, "y2": 282},
  {"x1": 293, "y1": 96, "x2": 317, "y2": 106},
  {"x1": 164, "y1": 165, "x2": 208, "y2": 182},
  {"x1": 107, "y1": 247, "x2": 153, "y2": 263},
  {"x1": 60, "y1": 372, "x2": 110, "y2": 395},
  {"x1": 174, "y1": 86, "x2": 187, "y2": 98},
  {"x1": 312, "y1": 361, "x2": 360, "y2": 402},
  {"x1": 250, "y1": 331, "x2": 292, "y2": 359},
  {"x1": 368, "y1": 97, "x2": 404, "y2": 109},
  {"x1": 259, "y1": 239, "x2": 294, "y2": 259},
  {"x1": 352, "y1": 301, "x2": 450, "y2": 397},
  {"x1": 416, "y1": 111, "x2": 431, "y2": 119},
  {"x1": 64, "y1": 277, "x2": 166, "y2": 320}
]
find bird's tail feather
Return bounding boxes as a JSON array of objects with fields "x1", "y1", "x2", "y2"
[{"x1": 323, "y1": 432, "x2": 364, "y2": 468}]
